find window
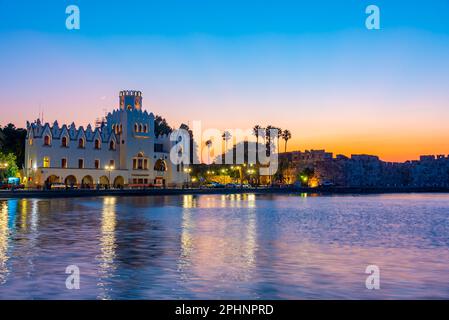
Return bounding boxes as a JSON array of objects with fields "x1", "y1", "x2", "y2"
[
  {"x1": 43, "y1": 157, "x2": 50, "y2": 168},
  {"x1": 154, "y1": 143, "x2": 163, "y2": 153},
  {"x1": 138, "y1": 158, "x2": 143, "y2": 170},
  {"x1": 61, "y1": 158, "x2": 67, "y2": 168},
  {"x1": 61, "y1": 136, "x2": 68, "y2": 147},
  {"x1": 78, "y1": 138, "x2": 85, "y2": 149},
  {"x1": 44, "y1": 135, "x2": 51, "y2": 146},
  {"x1": 134, "y1": 123, "x2": 138, "y2": 132},
  {"x1": 133, "y1": 152, "x2": 148, "y2": 170},
  {"x1": 109, "y1": 141, "x2": 115, "y2": 150},
  {"x1": 109, "y1": 160, "x2": 115, "y2": 167},
  {"x1": 95, "y1": 159, "x2": 100, "y2": 169},
  {"x1": 143, "y1": 125, "x2": 148, "y2": 133},
  {"x1": 94, "y1": 139, "x2": 101, "y2": 150},
  {"x1": 78, "y1": 159, "x2": 84, "y2": 169},
  {"x1": 139, "y1": 124, "x2": 143, "y2": 132}
]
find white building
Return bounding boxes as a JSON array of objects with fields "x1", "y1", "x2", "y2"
[{"x1": 24, "y1": 90, "x2": 187, "y2": 188}]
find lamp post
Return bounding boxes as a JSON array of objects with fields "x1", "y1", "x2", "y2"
[
  {"x1": 0, "y1": 162, "x2": 8, "y2": 182},
  {"x1": 183, "y1": 167, "x2": 192, "y2": 187},
  {"x1": 105, "y1": 165, "x2": 114, "y2": 189}
]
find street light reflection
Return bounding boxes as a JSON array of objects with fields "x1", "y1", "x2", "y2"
[{"x1": 98, "y1": 196, "x2": 117, "y2": 299}]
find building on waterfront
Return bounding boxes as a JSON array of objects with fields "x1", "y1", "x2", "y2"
[
  {"x1": 24, "y1": 90, "x2": 187, "y2": 188},
  {"x1": 280, "y1": 150, "x2": 449, "y2": 188}
]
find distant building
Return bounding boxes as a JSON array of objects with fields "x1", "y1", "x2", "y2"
[
  {"x1": 24, "y1": 90, "x2": 187, "y2": 188},
  {"x1": 281, "y1": 150, "x2": 449, "y2": 187}
]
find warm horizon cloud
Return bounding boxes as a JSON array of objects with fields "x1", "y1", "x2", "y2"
[{"x1": 1, "y1": 1, "x2": 449, "y2": 163}]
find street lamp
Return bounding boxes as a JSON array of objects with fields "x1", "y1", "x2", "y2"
[
  {"x1": 0, "y1": 163, "x2": 9, "y2": 186},
  {"x1": 105, "y1": 165, "x2": 114, "y2": 189},
  {"x1": 183, "y1": 167, "x2": 192, "y2": 187}
]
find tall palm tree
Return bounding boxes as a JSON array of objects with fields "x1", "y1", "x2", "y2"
[
  {"x1": 275, "y1": 127, "x2": 282, "y2": 154},
  {"x1": 265, "y1": 125, "x2": 274, "y2": 156},
  {"x1": 282, "y1": 129, "x2": 292, "y2": 153},
  {"x1": 205, "y1": 139, "x2": 213, "y2": 165},
  {"x1": 222, "y1": 131, "x2": 231, "y2": 164},
  {"x1": 252, "y1": 125, "x2": 261, "y2": 163}
]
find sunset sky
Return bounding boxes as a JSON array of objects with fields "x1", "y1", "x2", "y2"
[{"x1": 1, "y1": 0, "x2": 449, "y2": 162}]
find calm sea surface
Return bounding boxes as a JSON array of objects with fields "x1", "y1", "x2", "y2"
[{"x1": 0, "y1": 193, "x2": 449, "y2": 299}]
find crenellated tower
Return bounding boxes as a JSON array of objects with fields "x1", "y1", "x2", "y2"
[
  {"x1": 107, "y1": 90, "x2": 155, "y2": 171},
  {"x1": 119, "y1": 90, "x2": 142, "y2": 111}
]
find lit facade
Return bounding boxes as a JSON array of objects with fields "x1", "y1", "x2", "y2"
[{"x1": 24, "y1": 90, "x2": 187, "y2": 188}]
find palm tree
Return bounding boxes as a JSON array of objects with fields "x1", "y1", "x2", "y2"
[
  {"x1": 252, "y1": 125, "x2": 261, "y2": 163},
  {"x1": 282, "y1": 129, "x2": 292, "y2": 153},
  {"x1": 222, "y1": 131, "x2": 231, "y2": 164},
  {"x1": 265, "y1": 125, "x2": 274, "y2": 156},
  {"x1": 275, "y1": 127, "x2": 282, "y2": 154},
  {"x1": 205, "y1": 139, "x2": 213, "y2": 165}
]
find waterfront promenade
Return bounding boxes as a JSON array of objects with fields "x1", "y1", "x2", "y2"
[{"x1": 2, "y1": 186, "x2": 449, "y2": 199}]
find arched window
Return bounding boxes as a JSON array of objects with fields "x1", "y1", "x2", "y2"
[
  {"x1": 154, "y1": 159, "x2": 167, "y2": 172},
  {"x1": 133, "y1": 152, "x2": 148, "y2": 170},
  {"x1": 78, "y1": 138, "x2": 85, "y2": 149},
  {"x1": 139, "y1": 124, "x2": 143, "y2": 132},
  {"x1": 134, "y1": 123, "x2": 138, "y2": 132},
  {"x1": 61, "y1": 136, "x2": 68, "y2": 147},
  {"x1": 143, "y1": 125, "x2": 148, "y2": 133},
  {"x1": 44, "y1": 135, "x2": 51, "y2": 146},
  {"x1": 109, "y1": 141, "x2": 115, "y2": 150},
  {"x1": 94, "y1": 139, "x2": 101, "y2": 150}
]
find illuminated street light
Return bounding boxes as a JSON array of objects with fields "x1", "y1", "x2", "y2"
[
  {"x1": 105, "y1": 165, "x2": 114, "y2": 188},
  {"x1": 183, "y1": 168, "x2": 192, "y2": 186}
]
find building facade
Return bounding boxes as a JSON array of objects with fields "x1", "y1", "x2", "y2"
[
  {"x1": 24, "y1": 90, "x2": 187, "y2": 188},
  {"x1": 280, "y1": 150, "x2": 449, "y2": 188}
]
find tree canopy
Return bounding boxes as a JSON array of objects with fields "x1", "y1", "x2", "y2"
[
  {"x1": 154, "y1": 115, "x2": 173, "y2": 136},
  {"x1": 0, "y1": 152, "x2": 19, "y2": 179},
  {"x1": 0, "y1": 123, "x2": 26, "y2": 168}
]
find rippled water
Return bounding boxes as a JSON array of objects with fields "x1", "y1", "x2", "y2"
[{"x1": 0, "y1": 193, "x2": 449, "y2": 299}]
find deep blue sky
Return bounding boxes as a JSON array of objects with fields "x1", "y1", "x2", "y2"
[{"x1": 1, "y1": 0, "x2": 449, "y2": 36}]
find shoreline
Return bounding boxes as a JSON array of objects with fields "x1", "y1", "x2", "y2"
[{"x1": 2, "y1": 186, "x2": 449, "y2": 199}]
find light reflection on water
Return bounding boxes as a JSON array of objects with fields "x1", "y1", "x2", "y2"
[{"x1": 0, "y1": 193, "x2": 449, "y2": 299}]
